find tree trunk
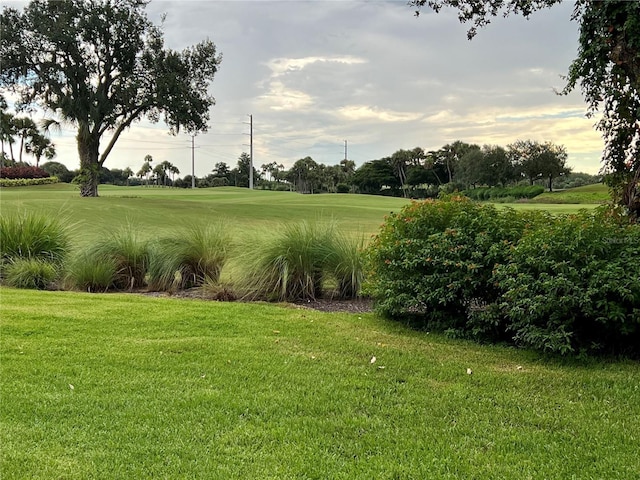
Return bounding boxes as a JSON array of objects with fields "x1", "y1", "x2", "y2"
[
  {"x1": 548, "y1": 175, "x2": 553, "y2": 192},
  {"x1": 77, "y1": 125, "x2": 100, "y2": 197},
  {"x1": 622, "y1": 170, "x2": 640, "y2": 223}
]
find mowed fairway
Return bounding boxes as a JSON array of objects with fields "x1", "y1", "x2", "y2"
[
  {"x1": 0, "y1": 184, "x2": 410, "y2": 248},
  {"x1": 2, "y1": 288, "x2": 640, "y2": 479}
]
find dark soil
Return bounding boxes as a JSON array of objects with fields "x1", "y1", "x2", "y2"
[
  {"x1": 292, "y1": 297, "x2": 374, "y2": 313},
  {"x1": 141, "y1": 288, "x2": 373, "y2": 314}
]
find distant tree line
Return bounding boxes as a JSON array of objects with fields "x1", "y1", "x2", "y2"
[
  {"x1": 169, "y1": 139, "x2": 594, "y2": 196},
  {"x1": 25, "y1": 138, "x2": 599, "y2": 196},
  {"x1": 193, "y1": 140, "x2": 589, "y2": 197}
]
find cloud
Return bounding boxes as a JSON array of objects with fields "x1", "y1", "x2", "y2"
[
  {"x1": 338, "y1": 105, "x2": 423, "y2": 123},
  {"x1": 265, "y1": 55, "x2": 367, "y2": 77}
]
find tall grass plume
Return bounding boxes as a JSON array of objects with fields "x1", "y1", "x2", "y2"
[
  {"x1": 239, "y1": 220, "x2": 361, "y2": 301},
  {"x1": 147, "y1": 222, "x2": 231, "y2": 291},
  {"x1": 85, "y1": 225, "x2": 150, "y2": 290}
]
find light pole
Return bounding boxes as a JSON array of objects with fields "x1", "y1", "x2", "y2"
[{"x1": 190, "y1": 134, "x2": 196, "y2": 189}]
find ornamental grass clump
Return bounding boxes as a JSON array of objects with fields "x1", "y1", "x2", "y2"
[
  {"x1": 3, "y1": 258, "x2": 58, "y2": 289},
  {"x1": 0, "y1": 211, "x2": 70, "y2": 264},
  {"x1": 147, "y1": 222, "x2": 231, "y2": 292},
  {"x1": 326, "y1": 232, "x2": 366, "y2": 299},
  {"x1": 63, "y1": 252, "x2": 118, "y2": 293},
  {"x1": 85, "y1": 225, "x2": 150, "y2": 290},
  {"x1": 240, "y1": 220, "x2": 339, "y2": 302},
  {"x1": 0, "y1": 211, "x2": 70, "y2": 288}
]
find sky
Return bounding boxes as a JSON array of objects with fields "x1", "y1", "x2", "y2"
[{"x1": 1, "y1": 0, "x2": 605, "y2": 177}]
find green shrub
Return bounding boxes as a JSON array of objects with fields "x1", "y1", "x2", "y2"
[
  {"x1": 0, "y1": 211, "x2": 70, "y2": 264},
  {"x1": 4, "y1": 258, "x2": 58, "y2": 289},
  {"x1": 87, "y1": 225, "x2": 149, "y2": 290},
  {"x1": 367, "y1": 198, "x2": 640, "y2": 356},
  {"x1": 463, "y1": 185, "x2": 544, "y2": 200},
  {"x1": 365, "y1": 196, "x2": 539, "y2": 332},
  {"x1": 336, "y1": 183, "x2": 350, "y2": 194},
  {"x1": 147, "y1": 223, "x2": 230, "y2": 291},
  {"x1": 493, "y1": 210, "x2": 640, "y2": 355},
  {"x1": 0, "y1": 176, "x2": 59, "y2": 187},
  {"x1": 64, "y1": 252, "x2": 117, "y2": 292},
  {"x1": 240, "y1": 220, "x2": 338, "y2": 301}
]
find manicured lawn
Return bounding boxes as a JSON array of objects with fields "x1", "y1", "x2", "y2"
[
  {"x1": 497, "y1": 202, "x2": 599, "y2": 214},
  {"x1": 530, "y1": 183, "x2": 610, "y2": 204},
  {"x1": 2, "y1": 288, "x2": 640, "y2": 479},
  {"x1": 0, "y1": 184, "x2": 410, "y2": 248}
]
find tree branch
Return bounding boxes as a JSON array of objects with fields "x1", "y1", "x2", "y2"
[{"x1": 98, "y1": 105, "x2": 147, "y2": 165}]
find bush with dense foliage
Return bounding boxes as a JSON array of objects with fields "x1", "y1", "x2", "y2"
[
  {"x1": 0, "y1": 176, "x2": 59, "y2": 187},
  {"x1": 463, "y1": 185, "x2": 544, "y2": 201},
  {"x1": 365, "y1": 196, "x2": 537, "y2": 331},
  {"x1": 0, "y1": 165, "x2": 50, "y2": 179},
  {"x1": 492, "y1": 210, "x2": 640, "y2": 355},
  {"x1": 366, "y1": 197, "x2": 640, "y2": 356}
]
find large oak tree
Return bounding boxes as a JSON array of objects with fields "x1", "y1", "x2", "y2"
[
  {"x1": 411, "y1": 0, "x2": 640, "y2": 221},
  {"x1": 0, "y1": 0, "x2": 221, "y2": 196}
]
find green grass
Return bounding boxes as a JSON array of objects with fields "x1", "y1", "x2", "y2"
[
  {"x1": 2, "y1": 288, "x2": 639, "y2": 479},
  {"x1": 530, "y1": 183, "x2": 610, "y2": 204},
  {"x1": 0, "y1": 185, "x2": 410, "y2": 249}
]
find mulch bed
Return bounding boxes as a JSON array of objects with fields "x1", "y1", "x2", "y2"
[{"x1": 141, "y1": 288, "x2": 373, "y2": 314}]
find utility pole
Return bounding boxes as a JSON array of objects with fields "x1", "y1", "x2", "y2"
[
  {"x1": 344, "y1": 140, "x2": 348, "y2": 161},
  {"x1": 249, "y1": 114, "x2": 253, "y2": 190},
  {"x1": 244, "y1": 114, "x2": 254, "y2": 189},
  {"x1": 191, "y1": 134, "x2": 195, "y2": 189}
]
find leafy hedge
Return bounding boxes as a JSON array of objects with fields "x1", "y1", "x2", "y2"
[
  {"x1": 493, "y1": 211, "x2": 640, "y2": 355},
  {"x1": 0, "y1": 176, "x2": 59, "y2": 187},
  {"x1": 366, "y1": 197, "x2": 640, "y2": 356},
  {"x1": 0, "y1": 166, "x2": 50, "y2": 179},
  {"x1": 463, "y1": 185, "x2": 544, "y2": 201}
]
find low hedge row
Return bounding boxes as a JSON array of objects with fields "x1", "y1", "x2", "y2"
[
  {"x1": 463, "y1": 185, "x2": 545, "y2": 201},
  {"x1": 0, "y1": 176, "x2": 59, "y2": 187},
  {"x1": 366, "y1": 196, "x2": 640, "y2": 356},
  {"x1": 0, "y1": 166, "x2": 50, "y2": 179}
]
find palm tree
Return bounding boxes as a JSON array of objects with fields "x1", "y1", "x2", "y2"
[
  {"x1": 151, "y1": 164, "x2": 164, "y2": 186},
  {"x1": 13, "y1": 117, "x2": 38, "y2": 164},
  {"x1": 25, "y1": 133, "x2": 56, "y2": 167},
  {"x1": 0, "y1": 110, "x2": 16, "y2": 165},
  {"x1": 167, "y1": 163, "x2": 180, "y2": 186},
  {"x1": 123, "y1": 167, "x2": 134, "y2": 186},
  {"x1": 137, "y1": 161, "x2": 152, "y2": 186}
]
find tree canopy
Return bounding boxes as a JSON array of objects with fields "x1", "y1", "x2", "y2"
[
  {"x1": 411, "y1": 0, "x2": 640, "y2": 220},
  {"x1": 0, "y1": 0, "x2": 221, "y2": 197}
]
